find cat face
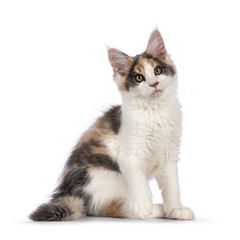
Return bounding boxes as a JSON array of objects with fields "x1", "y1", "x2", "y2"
[{"x1": 108, "y1": 29, "x2": 176, "y2": 98}]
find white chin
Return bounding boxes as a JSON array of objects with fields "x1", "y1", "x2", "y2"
[{"x1": 151, "y1": 89, "x2": 163, "y2": 96}]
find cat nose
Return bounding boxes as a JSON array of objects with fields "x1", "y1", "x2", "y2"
[{"x1": 149, "y1": 81, "x2": 159, "y2": 88}]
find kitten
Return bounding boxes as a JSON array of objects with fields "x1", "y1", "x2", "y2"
[{"x1": 30, "y1": 28, "x2": 195, "y2": 221}]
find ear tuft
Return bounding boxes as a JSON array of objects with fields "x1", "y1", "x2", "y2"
[
  {"x1": 146, "y1": 28, "x2": 167, "y2": 61},
  {"x1": 107, "y1": 48, "x2": 132, "y2": 76}
]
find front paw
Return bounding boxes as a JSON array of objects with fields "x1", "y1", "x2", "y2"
[
  {"x1": 164, "y1": 206, "x2": 195, "y2": 220},
  {"x1": 130, "y1": 191, "x2": 153, "y2": 219}
]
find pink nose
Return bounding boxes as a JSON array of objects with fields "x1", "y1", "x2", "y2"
[{"x1": 149, "y1": 82, "x2": 159, "y2": 88}]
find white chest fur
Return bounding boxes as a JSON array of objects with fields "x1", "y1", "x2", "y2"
[{"x1": 119, "y1": 94, "x2": 182, "y2": 175}]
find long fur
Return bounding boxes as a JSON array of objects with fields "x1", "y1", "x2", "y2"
[{"x1": 30, "y1": 28, "x2": 194, "y2": 221}]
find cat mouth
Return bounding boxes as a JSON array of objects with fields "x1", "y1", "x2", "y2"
[{"x1": 152, "y1": 89, "x2": 163, "y2": 96}]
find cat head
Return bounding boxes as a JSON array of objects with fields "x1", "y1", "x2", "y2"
[{"x1": 108, "y1": 28, "x2": 177, "y2": 99}]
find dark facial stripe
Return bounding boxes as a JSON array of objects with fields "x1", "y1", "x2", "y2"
[
  {"x1": 125, "y1": 55, "x2": 140, "y2": 91},
  {"x1": 142, "y1": 52, "x2": 176, "y2": 76}
]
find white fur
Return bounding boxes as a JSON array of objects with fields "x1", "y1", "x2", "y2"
[
  {"x1": 85, "y1": 168, "x2": 128, "y2": 215},
  {"x1": 103, "y1": 134, "x2": 120, "y2": 161},
  {"x1": 86, "y1": 60, "x2": 194, "y2": 219},
  {"x1": 117, "y1": 77, "x2": 186, "y2": 218}
]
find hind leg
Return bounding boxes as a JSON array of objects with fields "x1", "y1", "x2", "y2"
[
  {"x1": 100, "y1": 198, "x2": 165, "y2": 219},
  {"x1": 86, "y1": 168, "x2": 166, "y2": 219}
]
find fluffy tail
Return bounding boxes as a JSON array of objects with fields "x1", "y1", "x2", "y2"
[{"x1": 29, "y1": 196, "x2": 85, "y2": 221}]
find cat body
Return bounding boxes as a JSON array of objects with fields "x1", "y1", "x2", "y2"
[{"x1": 30, "y1": 29, "x2": 194, "y2": 221}]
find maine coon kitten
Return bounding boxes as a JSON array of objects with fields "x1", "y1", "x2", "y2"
[{"x1": 30, "y1": 28, "x2": 195, "y2": 221}]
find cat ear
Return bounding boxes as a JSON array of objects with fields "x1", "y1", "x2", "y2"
[
  {"x1": 146, "y1": 28, "x2": 167, "y2": 61},
  {"x1": 108, "y1": 48, "x2": 132, "y2": 76}
]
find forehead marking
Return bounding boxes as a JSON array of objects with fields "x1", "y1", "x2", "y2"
[
  {"x1": 134, "y1": 57, "x2": 156, "y2": 75},
  {"x1": 144, "y1": 57, "x2": 155, "y2": 67},
  {"x1": 142, "y1": 59, "x2": 155, "y2": 79},
  {"x1": 134, "y1": 57, "x2": 145, "y2": 74}
]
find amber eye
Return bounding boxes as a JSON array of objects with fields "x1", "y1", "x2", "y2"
[
  {"x1": 154, "y1": 67, "x2": 162, "y2": 75},
  {"x1": 135, "y1": 74, "x2": 144, "y2": 82}
]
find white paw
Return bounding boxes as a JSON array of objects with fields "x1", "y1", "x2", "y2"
[
  {"x1": 164, "y1": 206, "x2": 195, "y2": 220},
  {"x1": 130, "y1": 191, "x2": 153, "y2": 219},
  {"x1": 147, "y1": 204, "x2": 165, "y2": 219}
]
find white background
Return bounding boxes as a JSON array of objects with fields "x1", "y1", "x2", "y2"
[{"x1": 0, "y1": 0, "x2": 240, "y2": 239}]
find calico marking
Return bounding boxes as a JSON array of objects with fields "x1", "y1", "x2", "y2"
[
  {"x1": 100, "y1": 105, "x2": 122, "y2": 134},
  {"x1": 101, "y1": 198, "x2": 126, "y2": 218},
  {"x1": 30, "y1": 196, "x2": 86, "y2": 221},
  {"x1": 142, "y1": 52, "x2": 176, "y2": 76},
  {"x1": 67, "y1": 139, "x2": 120, "y2": 172},
  {"x1": 125, "y1": 52, "x2": 176, "y2": 91},
  {"x1": 125, "y1": 55, "x2": 140, "y2": 91},
  {"x1": 30, "y1": 106, "x2": 122, "y2": 220}
]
